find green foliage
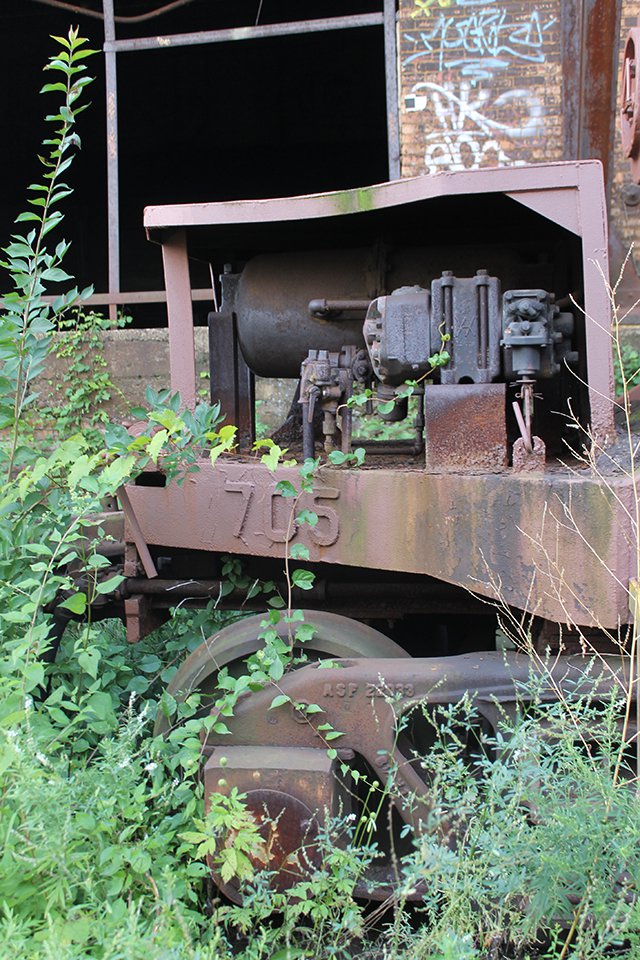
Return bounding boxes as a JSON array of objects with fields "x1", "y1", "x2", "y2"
[
  {"x1": 351, "y1": 390, "x2": 421, "y2": 442},
  {"x1": 394, "y1": 685, "x2": 640, "y2": 960},
  {"x1": 181, "y1": 788, "x2": 267, "y2": 885},
  {"x1": 328, "y1": 446, "x2": 365, "y2": 467},
  {"x1": 614, "y1": 341, "x2": 640, "y2": 395},
  {"x1": 36, "y1": 308, "x2": 130, "y2": 447},
  {"x1": 105, "y1": 384, "x2": 227, "y2": 483},
  {"x1": 346, "y1": 323, "x2": 450, "y2": 436},
  {"x1": 0, "y1": 28, "x2": 96, "y2": 479}
]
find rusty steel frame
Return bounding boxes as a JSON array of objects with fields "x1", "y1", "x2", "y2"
[
  {"x1": 100, "y1": 1, "x2": 400, "y2": 311},
  {"x1": 121, "y1": 163, "x2": 635, "y2": 630},
  {"x1": 562, "y1": 0, "x2": 622, "y2": 204},
  {"x1": 561, "y1": 0, "x2": 640, "y2": 310},
  {"x1": 43, "y1": 288, "x2": 214, "y2": 306},
  {"x1": 125, "y1": 458, "x2": 633, "y2": 628},
  {"x1": 384, "y1": 0, "x2": 400, "y2": 181},
  {"x1": 103, "y1": 0, "x2": 118, "y2": 322}
]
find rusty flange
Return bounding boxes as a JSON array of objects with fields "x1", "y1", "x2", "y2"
[
  {"x1": 154, "y1": 610, "x2": 408, "y2": 735},
  {"x1": 621, "y1": 26, "x2": 640, "y2": 183}
]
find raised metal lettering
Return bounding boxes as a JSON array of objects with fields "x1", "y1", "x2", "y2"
[
  {"x1": 265, "y1": 491, "x2": 295, "y2": 544},
  {"x1": 224, "y1": 480, "x2": 255, "y2": 539},
  {"x1": 309, "y1": 487, "x2": 340, "y2": 547}
]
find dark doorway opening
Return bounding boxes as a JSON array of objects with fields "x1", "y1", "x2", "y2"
[{"x1": 2, "y1": 1, "x2": 390, "y2": 326}]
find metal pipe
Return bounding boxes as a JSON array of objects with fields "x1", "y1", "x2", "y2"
[
  {"x1": 384, "y1": 0, "x2": 400, "y2": 180},
  {"x1": 103, "y1": 13, "x2": 384, "y2": 54},
  {"x1": 103, "y1": 0, "x2": 120, "y2": 324},
  {"x1": 96, "y1": 540, "x2": 125, "y2": 557},
  {"x1": 30, "y1": 0, "x2": 198, "y2": 22},
  {"x1": 123, "y1": 578, "x2": 463, "y2": 599},
  {"x1": 42, "y1": 288, "x2": 214, "y2": 306},
  {"x1": 308, "y1": 299, "x2": 371, "y2": 317},
  {"x1": 355, "y1": 439, "x2": 424, "y2": 456}
]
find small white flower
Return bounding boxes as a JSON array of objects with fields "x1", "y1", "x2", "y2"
[{"x1": 145, "y1": 761, "x2": 158, "y2": 772}]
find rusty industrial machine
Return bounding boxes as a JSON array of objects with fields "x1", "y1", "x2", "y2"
[{"x1": 91, "y1": 160, "x2": 637, "y2": 901}]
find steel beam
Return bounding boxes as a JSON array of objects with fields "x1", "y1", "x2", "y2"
[
  {"x1": 208, "y1": 309, "x2": 255, "y2": 443},
  {"x1": 562, "y1": 0, "x2": 622, "y2": 205},
  {"x1": 43, "y1": 289, "x2": 214, "y2": 306},
  {"x1": 384, "y1": 0, "x2": 400, "y2": 180},
  {"x1": 103, "y1": 13, "x2": 383, "y2": 54},
  {"x1": 561, "y1": 0, "x2": 640, "y2": 304},
  {"x1": 103, "y1": 0, "x2": 120, "y2": 323},
  {"x1": 161, "y1": 229, "x2": 197, "y2": 406}
]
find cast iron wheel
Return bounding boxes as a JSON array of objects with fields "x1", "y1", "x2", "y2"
[{"x1": 154, "y1": 609, "x2": 409, "y2": 736}]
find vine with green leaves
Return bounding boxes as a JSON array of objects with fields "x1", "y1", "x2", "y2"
[{"x1": 36, "y1": 307, "x2": 130, "y2": 447}]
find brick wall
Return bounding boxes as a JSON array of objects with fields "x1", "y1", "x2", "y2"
[
  {"x1": 398, "y1": 0, "x2": 640, "y2": 327},
  {"x1": 398, "y1": 0, "x2": 564, "y2": 178}
]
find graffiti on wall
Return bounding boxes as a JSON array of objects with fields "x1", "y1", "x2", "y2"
[
  {"x1": 405, "y1": 6, "x2": 556, "y2": 80},
  {"x1": 403, "y1": 1, "x2": 556, "y2": 173},
  {"x1": 405, "y1": 81, "x2": 544, "y2": 173}
]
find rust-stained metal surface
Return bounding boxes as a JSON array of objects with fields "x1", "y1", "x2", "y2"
[
  {"x1": 512, "y1": 436, "x2": 546, "y2": 473},
  {"x1": 161, "y1": 229, "x2": 197, "y2": 409},
  {"x1": 118, "y1": 486, "x2": 157, "y2": 579},
  {"x1": 117, "y1": 164, "x2": 639, "y2": 903},
  {"x1": 424, "y1": 383, "x2": 507, "y2": 472},
  {"x1": 125, "y1": 458, "x2": 634, "y2": 629},
  {"x1": 208, "y1": 307, "x2": 255, "y2": 440},
  {"x1": 107, "y1": 165, "x2": 635, "y2": 648},
  {"x1": 204, "y1": 652, "x2": 632, "y2": 780},
  {"x1": 103, "y1": 12, "x2": 385, "y2": 54},
  {"x1": 154, "y1": 611, "x2": 408, "y2": 736},
  {"x1": 562, "y1": 0, "x2": 621, "y2": 204}
]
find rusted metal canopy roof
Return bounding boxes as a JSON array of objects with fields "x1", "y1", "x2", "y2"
[{"x1": 144, "y1": 161, "x2": 605, "y2": 242}]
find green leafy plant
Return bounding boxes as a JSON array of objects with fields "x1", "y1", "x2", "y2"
[
  {"x1": 180, "y1": 787, "x2": 267, "y2": 886},
  {"x1": 397, "y1": 683, "x2": 640, "y2": 960},
  {"x1": 104, "y1": 385, "x2": 233, "y2": 483},
  {"x1": 345, "y1": 324, "x2": 451, "y2": 432},
  {"x1": 614, "y1": 340, "x2": 640, "y2": 396},
  {"x1": 37, "y1": 308, "x2": 130, "y2": 447},
  {"x1": 0, "y1": 28, "x2": 96, "y2": 479}
]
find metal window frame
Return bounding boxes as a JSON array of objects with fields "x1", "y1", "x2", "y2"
[{"x1": 100, "y1": 0, "x2": 400, "y2": 318}]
